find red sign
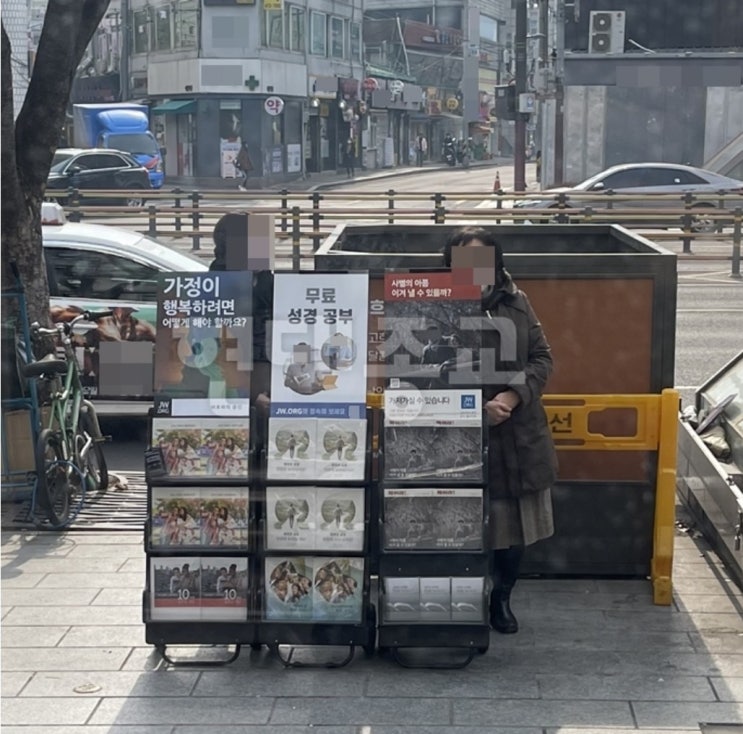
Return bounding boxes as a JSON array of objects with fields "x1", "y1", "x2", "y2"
[{"x1": 362, "y1": 77, "x2": 379, "y2": 92}]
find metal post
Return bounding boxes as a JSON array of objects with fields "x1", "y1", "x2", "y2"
[
  {"x1": 147, "y1": 205, "x2": 157, "y2": 238},
  {"x1": 173, "y1": 188, "x2": 182, "y2": 232},
  {"x1": 67, "y1": 188, "x2": 82, "y2": 222},
  {"x1": 681, "y1": 192, "x2": 693, "y2": 254},
  {"x1": 732, "y1": 207, "x2": 742, "y2": 279},
  {"x1": 191, "y1": 191, "x2": 201, "y2": 251},
  {"x1": 388, "y1": 189, "x2": 395, "y2": 224},
  {"x1": 554, "y1": 0, "x2": 565, "y2": 185},
  {"x1": 514, "y1": 0, "x2": 527, "y2": 192},
  {"x1": 280, "y1": 189, "x2": 289, "y2": 233},
  {"x1": 433, "y1": 193, "x2": 446, "y2": 224},
  {"x1": 311, "y1": 192, "x2": 322, "y2": 252},
  {"x1": 291, "y1": 206, "x2": 301, "y2": 272}
]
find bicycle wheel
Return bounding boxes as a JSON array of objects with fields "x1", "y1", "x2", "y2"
[
  {"x1": 80, "y1": 412, "x2": 108, "y2": 493},
  {"x1": 34, "y1": 429, "x2": 71, "y2": 526}
]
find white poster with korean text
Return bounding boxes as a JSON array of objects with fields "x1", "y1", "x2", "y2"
[{"x1": 270, "y1": 273, "x2": 368, "y2": 419}]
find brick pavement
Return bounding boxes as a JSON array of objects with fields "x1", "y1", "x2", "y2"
[{"x1": 2, "y1": 503, "x2": 742, "y2": 732}]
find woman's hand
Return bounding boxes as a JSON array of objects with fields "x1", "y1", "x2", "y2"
[{"x1": 485, "y1": 389, "x2": 521, "y2": 426}]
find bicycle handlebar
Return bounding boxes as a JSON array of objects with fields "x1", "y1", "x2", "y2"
[{"x1": 31, "y1": 310, "x2": 115, "y2": 337}]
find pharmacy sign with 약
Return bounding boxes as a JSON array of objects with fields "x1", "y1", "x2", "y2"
[{"x1": 264, "y1": 96, "x2": 285, "y2": 116}]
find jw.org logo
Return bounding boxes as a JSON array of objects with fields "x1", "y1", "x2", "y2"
[{"x1": 460, "y1": 394, "x2": 476, "y2": 410}]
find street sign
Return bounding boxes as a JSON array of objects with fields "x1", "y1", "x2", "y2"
[
  {"x1": 389, "y1": 79, "x2": 404, "y2": 94},
  {"x1": 264, "y1": 96, "x2": 284, "y2": 116},
  {"x1": 518, "y1": 92, "x2": 536, "y2": 114},
  {"x1": 446, "y1": 97, "x2": 459, "y2": 111}
]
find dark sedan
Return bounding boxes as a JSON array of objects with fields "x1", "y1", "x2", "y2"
[{"x1": 46, "y1": 148, "x2": 152, "y2": 207}]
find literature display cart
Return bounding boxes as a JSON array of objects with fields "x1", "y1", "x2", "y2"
[
  {"x1": 142, "y1": 271, "x2": 257, "y2": 666},
  {"x1": 255, "y1": 272, "x2": 376, "y2": 667},
  {"x1": 377, "y1": 271, "x2": 490, "y2": 668},
  {"x1": 377, "y1": 389, "x2": 490, "y2": 668}
]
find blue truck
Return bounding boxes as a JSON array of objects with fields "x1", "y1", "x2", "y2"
[{"x1": 72, "y1": 103, "x2": 164, "y2": 189}]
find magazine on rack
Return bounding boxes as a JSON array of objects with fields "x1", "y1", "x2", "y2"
[
  {"x1": 450, "y1": 577, "x2": 485, "y2": 622},
  {"x1": 315, "y1": 486, "x2": 365, "y2": 552},
  {"x1": 150, "y1": 557, "x2": 202, "y2": 621},
  {"x1": 151, "y1": 418, "x2": 249, "y2": 478},
  {"x1": 199, "y1": 487, "x2": 250, "y2": 548},
  {"x1": 265, "y1": 487, "x2": 315, "y2": 550},
  {"x1": 200, "y1": 557, "x2": 249, "y2": 621},
  {"x1": 266, "y1": 418, "x2": 317, "y2": 480},
  {"x1": 264, "y1": 556, "x2": 314, "y2": 621},
  {"x1": 383, "y1": 488, "x2": 483, "y2": 551},
  {"x1": 419, "y1": 577, "x2": 452, "y2": 621},
  {"x1": 383, "y1": 389, "x2": 483, "y2": 482},
  {"x1": 382, "y1": 577, "x2": 420, "y2": 622},
  {"x1": 314, "y1": 418, "x2": 367, "y2": 481},
  {"x1": 312, "y1": 557, "x2": 364, "y2": 623},
  {"x1": 150, "y1": 486, "x2": 202, "y2": 548},
  {"x1": 383, "y1": 272, "x2": 481, "y2": 391}
]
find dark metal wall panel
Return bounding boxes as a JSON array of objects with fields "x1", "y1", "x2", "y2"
[{"x1": 604, "y1": 86, "x2": 707, "y2": 167}]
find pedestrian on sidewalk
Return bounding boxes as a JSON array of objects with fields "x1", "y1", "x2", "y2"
[
  {"x1": 415, "y1": 134, "x2": 428, "y2": 167},
  {"x1": 343, "y1": 138, "x2": 355, "y2": 178},
  {"x1": 443, "y1": 226, "x2": 557, "y2": 635},
  {"x1": 235, "y1": 141, "x2": 253, "y2": 191}
]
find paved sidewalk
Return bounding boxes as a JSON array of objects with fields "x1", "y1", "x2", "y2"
[
  {"x1": 2, "y1": 502, "x2": 743, "y2": 733},
  {"x1": 164, "y1": 157, "x2": 512, "y2": 193}
]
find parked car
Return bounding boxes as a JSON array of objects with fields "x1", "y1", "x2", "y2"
[
  {"x1": 514, "y1": 162, "x2": 743, "y2": 232},
  {"x1": 42, "y1": 209, "x2": 207, "y2": 414},
  {"x1": 45, "y1": 148, "x2": 152, "y2": 207}
]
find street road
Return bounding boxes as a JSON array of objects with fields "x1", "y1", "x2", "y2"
[{"x1": 84, "y1": 167, "x2": 742, "y2": 470}]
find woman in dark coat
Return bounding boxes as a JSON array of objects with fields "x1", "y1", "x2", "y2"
[{"x1": 443, "y1": 226, "x2": 558, "y2": 634}]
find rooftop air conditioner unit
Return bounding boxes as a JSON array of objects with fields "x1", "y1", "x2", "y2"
[{"x1": 589, "y1": 10, "x2": 626, "y2": 54}]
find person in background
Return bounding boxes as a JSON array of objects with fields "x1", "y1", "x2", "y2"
[
  {"x1": 343, "y1": 139, "x2": 355, "y2": 178},
  {"x1": 536, "y1": 149, "x2": 542, "y2": 184},
  {"x1": 443, "y1": 226, "x2": 558, "y2": 635},
  {"x1": 235, "y1": 141, "x2": 253, "y2": 191},
  {"x1": 415, "y1": 134, "x2": 428, "y2": 167}
]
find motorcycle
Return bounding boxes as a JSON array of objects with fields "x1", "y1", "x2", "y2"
[{"x1": 443, "y1": 142, "x2": 456, "y2": 166}]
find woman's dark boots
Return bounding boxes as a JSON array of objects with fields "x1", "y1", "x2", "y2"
[{"x1": 490, "y1": 545, "x2": 524, "y2": 634}]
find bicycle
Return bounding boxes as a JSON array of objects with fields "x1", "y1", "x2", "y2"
[{"x1": 23, "y1": 310, "x2": 111, "y2": 527}]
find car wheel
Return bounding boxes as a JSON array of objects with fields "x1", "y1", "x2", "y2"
[
  {"x1": 690, "y1": 205, "x2": 717, "y2": 234},
  {"x1": 124, "y1": 187, "x2": 146, "y2": 208}
]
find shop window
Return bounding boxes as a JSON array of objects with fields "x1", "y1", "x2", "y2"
[
  {"x1": 264, "y1": 9, "x2": 284, "y2": 48},
  {"x1": 155, "y1": 5, "x2": 172, "y2": 51},
  {"x1": 330, "y1": 16, "x2": 345, "y2": 59},
  {"x1": 133, "y1": 9, "x2": 150, "y2": 54},
  {"x1": 350, "y1": 22, "x2": 361, "y2": 62},
  {"x1": 310, "y1": 11, "x2": 326, "y2": 56},
  {"x1": 288, "y1": 5, "x2": 305, "y2": 52},
  {"x1": 174, "y1": 0, "x2": 198, "y2": 49}
]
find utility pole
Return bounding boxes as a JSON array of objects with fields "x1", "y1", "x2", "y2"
[
  {"x1": 513, "y1": 0, "x2": 527, "y2": 192},
  {"x1": 554, "y1": 0, "x2": 565, "y2": 185},
  {"x1": 120, "y1": 0, "x2": 130, "y2": 101}
]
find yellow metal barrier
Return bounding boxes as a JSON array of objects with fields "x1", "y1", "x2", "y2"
[{"x1": 368, "y1": 389, "x2": 681, "y2": 605}]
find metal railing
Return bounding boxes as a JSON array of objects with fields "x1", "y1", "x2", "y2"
[{"x1": 46, "y1": 188, "x2": 743, "y2": 277}]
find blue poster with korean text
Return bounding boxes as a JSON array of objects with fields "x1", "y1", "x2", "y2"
[{"x1": 153, "y1": 271, "x2": 253, "y2": 418}]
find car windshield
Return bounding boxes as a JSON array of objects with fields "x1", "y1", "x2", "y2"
[
  {"x1": 50, "y1": 152, "x2": 75, "y2": 172},
  {"x1": 107, "y1": 133, "x2": 158, "y2": 157}
]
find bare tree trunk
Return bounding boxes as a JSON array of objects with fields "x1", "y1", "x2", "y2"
[{"x1": 1, "y1": 0, "x2": 111, "y2": 328}]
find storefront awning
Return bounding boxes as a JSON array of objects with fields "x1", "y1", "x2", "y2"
[
  {"x1": 151, "y1": 99, "x2": 196, "y2": 115},
  {"x1": 364, "y1": 64, "x2": 416, "y2": 84}
]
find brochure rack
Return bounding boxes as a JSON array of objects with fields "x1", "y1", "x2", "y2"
[
  {"x1": 142, "y1": 409, "x2": 258, "y2": 667},
  {"x1": 256, "y1": 408, "x2": 376, "y2": 668},
  {"x1": 376, "y1": 401, "x2": 491, "y2": 669}
]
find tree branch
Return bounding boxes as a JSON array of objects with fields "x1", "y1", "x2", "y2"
[{"x1": 15, "y1": 0, "x2": 111, "y2": 197}]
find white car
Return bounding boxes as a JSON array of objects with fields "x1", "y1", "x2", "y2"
[
  {"x1": 514, "y1": 162, "x2": 743, "y2": 231},
  {"x1": 43, "y1": 209, "x2": 208, "y2": 414}
]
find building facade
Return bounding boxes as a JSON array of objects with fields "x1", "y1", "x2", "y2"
[
  {"x1": 362, "y1": 0, "x2": 514, "y2": 165},
  {"x1": 125, "y1": 0, "x2": 363, "y2": 185}
]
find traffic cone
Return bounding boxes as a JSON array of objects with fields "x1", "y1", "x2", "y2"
[{"x1": 493, "y1": 170, "x2": 501, "y2": 193}]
